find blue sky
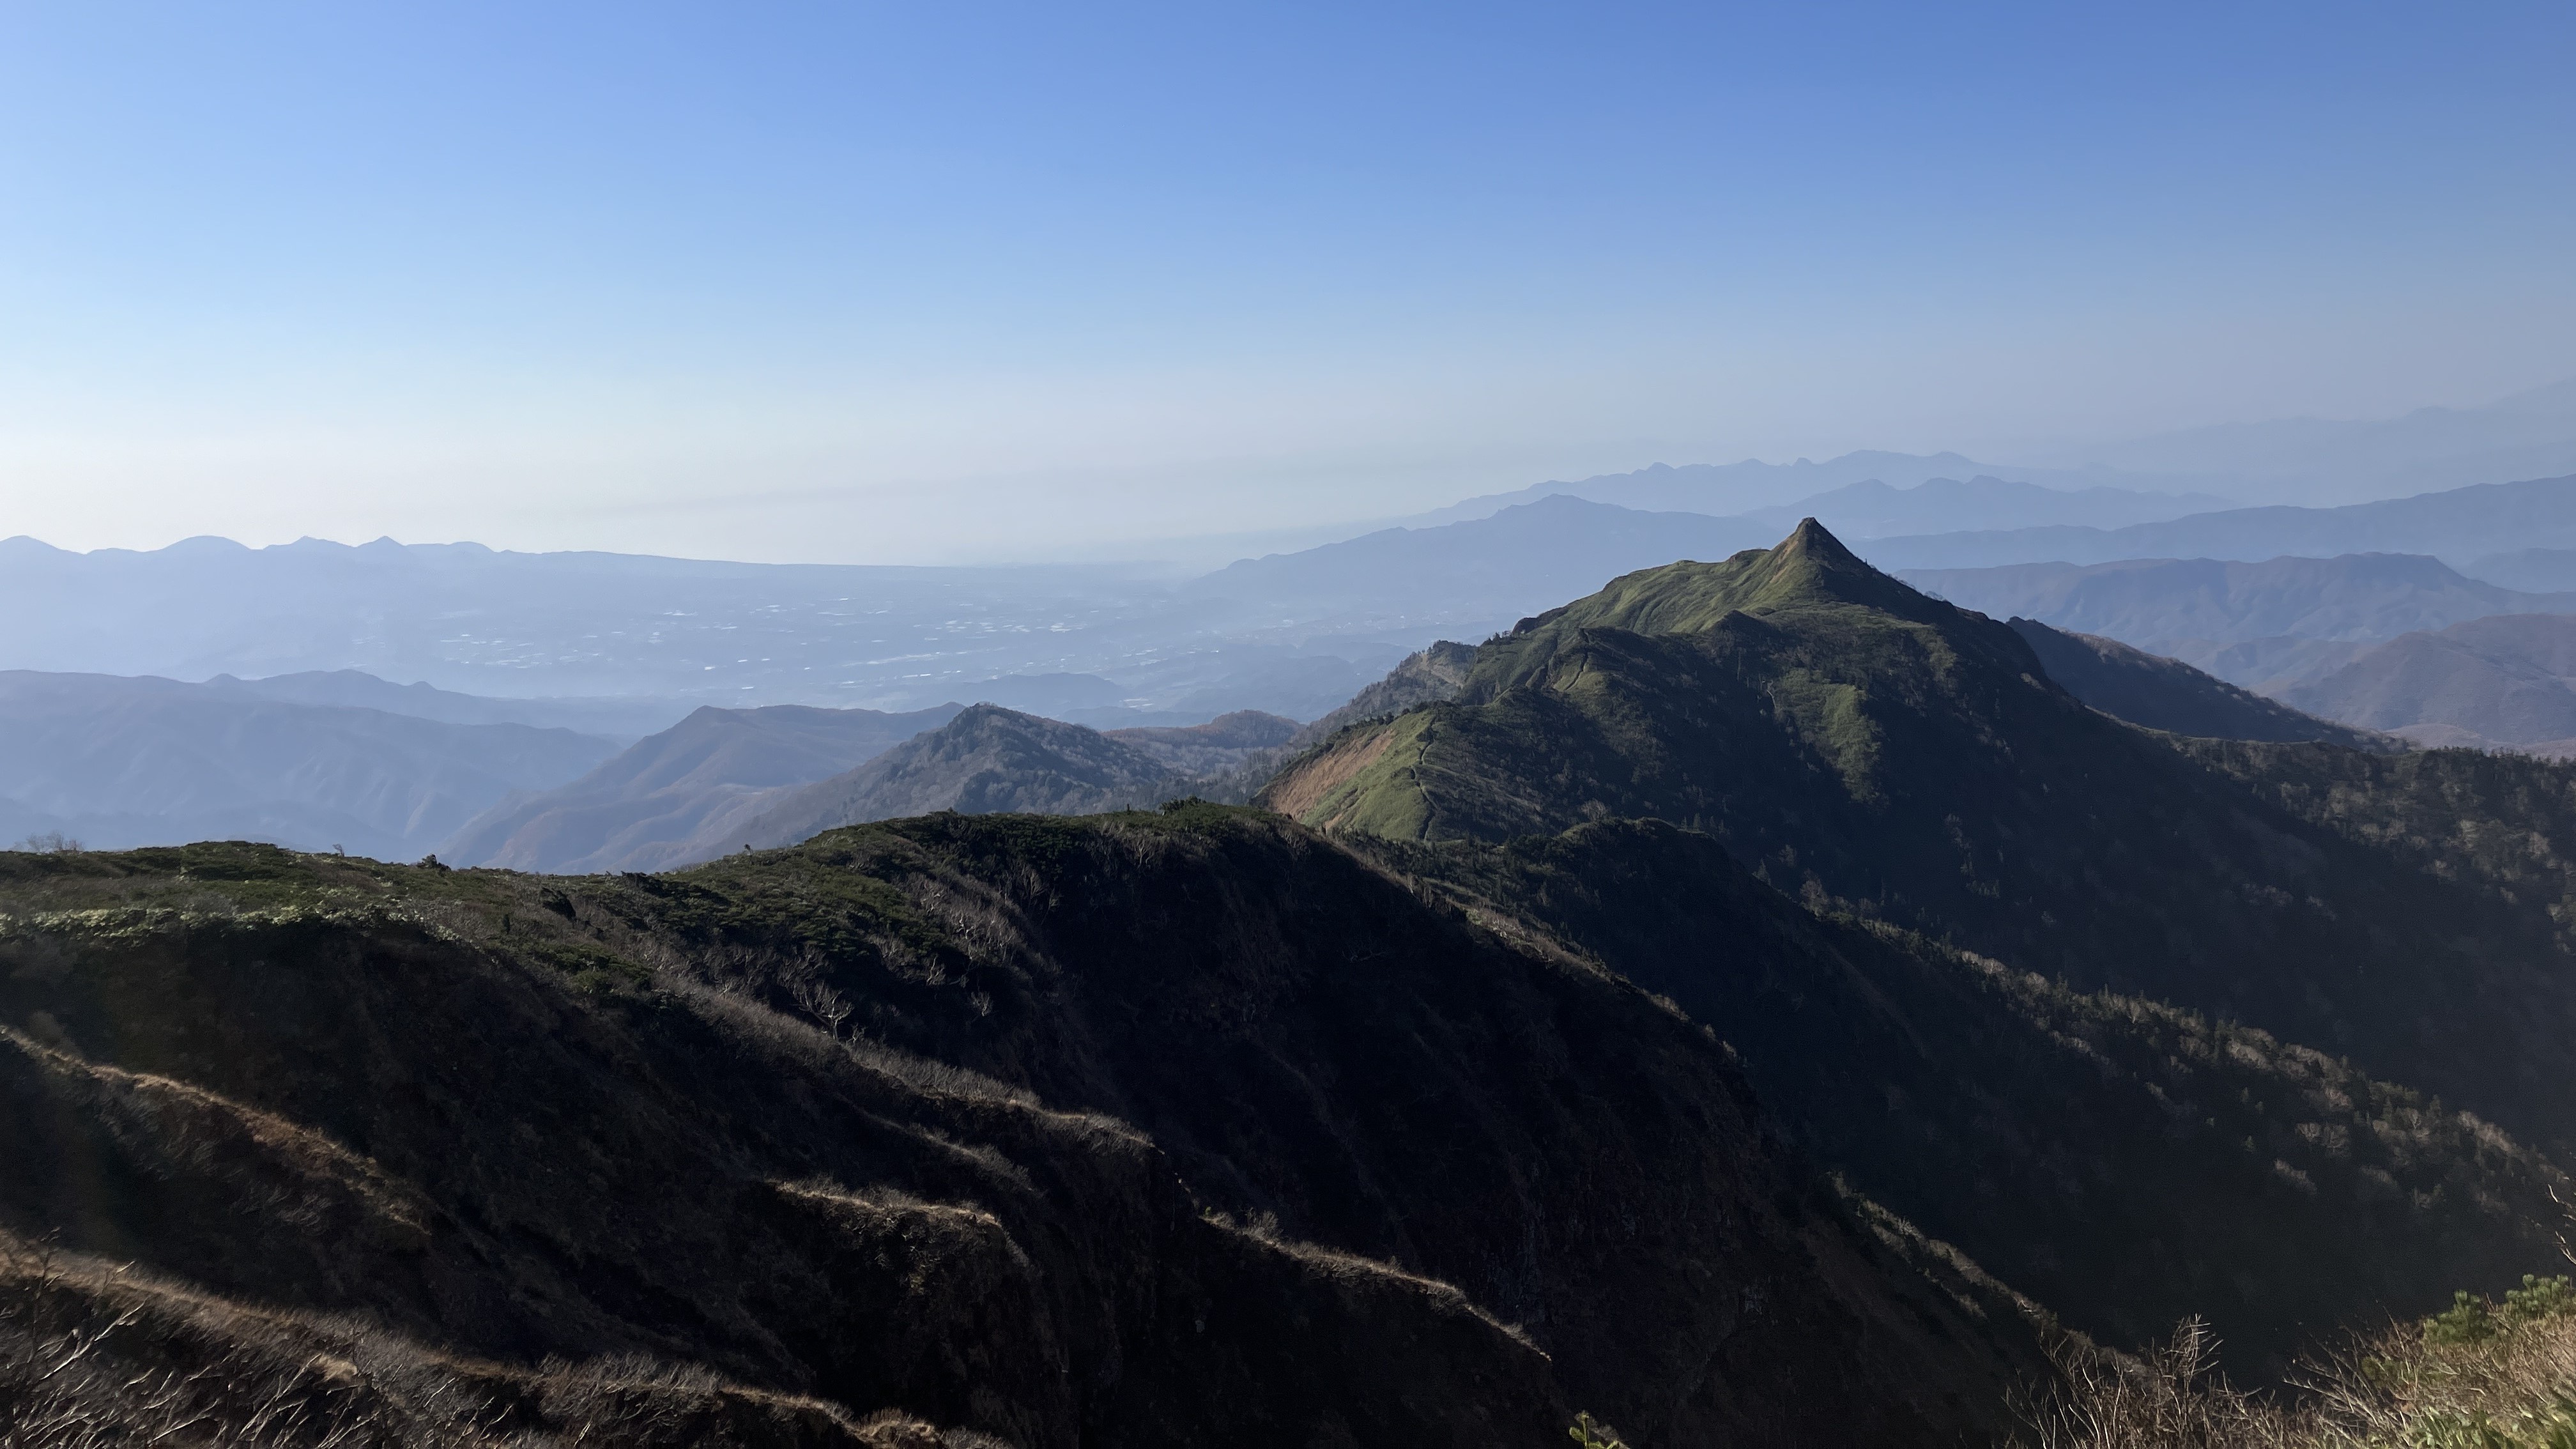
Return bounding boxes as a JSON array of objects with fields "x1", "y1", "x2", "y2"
[{"x1": 1, "y1": 1, "x2": 2571, "y2": 560}]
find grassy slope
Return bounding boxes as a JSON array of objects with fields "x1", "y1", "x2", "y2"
[
  {"x1": 1261, "y1": 525, "x2": 2576, "y2": 1156},
  {"x1": 0, "y1": 820, "x2": 2044, "y2": 1448}
]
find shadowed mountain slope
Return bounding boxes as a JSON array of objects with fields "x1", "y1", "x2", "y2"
[
  {"x1": 2005, "y1": 620, "x2": 2388, "y2": 746},
  {"x1": 1259, "y1": 521, "x2": 2576, "y2": 1147},
  {"x1": 441, "y1": 703, "x2": 962, "y2": 873},
  {"x1": 1355, "y1": 819, "x2": 2564, "y2": 1379},
  {"x1": 0, "y1": 819, "x2": 2050, "y2": 1446}
]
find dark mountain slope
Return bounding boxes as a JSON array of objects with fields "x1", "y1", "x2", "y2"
[
  {"x1": 0, "y1": 822, "x2": 2048, "y2": 1446},
  {"x1": 2283, "y1": 613, "x2": 2576, "y2": 747},
  {"x1": 1357, "y1": 820, "x2": 2563, "y2": 1378},
  {"x1": 442, "y1": 703, "x2": 961, "y2": 873},
  {"x1": 1261, "y1": 522, "x2": 2576, "y2": 1144},
  {"x1": 2005, "y1": 619, "x2": 2388, "y2": 746},
  {"x1": 0, "y1": 670, "x2": 617, "y2": 859}
]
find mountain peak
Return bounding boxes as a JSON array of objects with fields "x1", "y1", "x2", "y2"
[{"x1": 1781, "y1": 515, "x2": 1863, "y2": 565}]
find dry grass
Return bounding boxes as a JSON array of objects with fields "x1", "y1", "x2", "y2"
[
  {"x1": 2021, "y1": 1280, "x2": 2576, "y2": 1449},
  {"x1": 0, "y1": 1232, "x2": 904, "y2": 1448}
]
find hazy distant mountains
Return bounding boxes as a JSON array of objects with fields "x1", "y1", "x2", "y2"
[
  {"x1": 1407, "y1": 456, "x2": 2231, "y2": 530},
  {"x1": 1189, "y1": 495, "x2": 1775, "y2": 640},
  {"x1": 442, "y1": 703, "x2": 1303, "y2": 873},
  {"x1": 0, "y1": 671, "x2": 618, "y2": 859},
  {"x1": 199, "y1": 668, "x2": 688, "y2": 742},
  {"x1": 2048, "y1": 378, "x2": 2576, "y2": 507},
  {"x1": 2280, "y1": 615, "x2": 2576, "y2": 755},
  {"x1": 1864, "y1": 473, "x2": 2576, "y2": 570},
  {"x1": 2005, "y1": 621, "x2": 2385, "y2": 749},
  {"x1": 1902, "y1": 553, "x2": 2576, "y2": 690},
  {"x1": 440, "y1": 702, "x2": 963, "y2": 873}
]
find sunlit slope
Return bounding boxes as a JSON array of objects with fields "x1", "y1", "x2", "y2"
[{"x1": 1260, "y1": 521, "x2": 2576, "y2": 1146}]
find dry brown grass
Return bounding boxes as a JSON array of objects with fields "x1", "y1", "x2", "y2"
[
  {"x1": 0, "y1": 1231, "x2": 925, "y2": 1448},
  {"x1": 2021, "y1": 1281, "x2": 2576, "y2": 1449}
]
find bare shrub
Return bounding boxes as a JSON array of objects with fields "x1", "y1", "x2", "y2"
[{"x1": 2020, "y1": 1280, "x2": 2576, "y2": 1449}]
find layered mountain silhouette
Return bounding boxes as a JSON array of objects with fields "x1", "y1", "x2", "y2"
[
  {"x1": 1867, "y1": 472, "x2": 2576, "y2": 569},
  {"x1": 2283, "y1": 613, "x2": 2576, "y2": 753},
  {"x1": 2004, "y1": 620, "x2": 2386, "y2": 746},
  {"x1": 442, "y1": 702, "x2": 964, "y2": 873},
  {"x1": 1903, "y1": 552, "x2": 2576, "y2": 689},
  {"x1": 22, "y1": 515, "x2": 2576, "y2": 1443},
  {"x1": 0, "y1": 670, "x2": 619, "y2": 859}
]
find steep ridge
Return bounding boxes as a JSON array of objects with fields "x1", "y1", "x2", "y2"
[
  {"x1": 0, "y1": 824, "x2": 2048, "y2": 1446},
  {"x1": 2005, "y1": 620, "x2": 2388, "y2": 746},
  {"x1": 1260, "y1": 521, "x2": 2576, "y2": 1146},
  {"x1": 441, "y1": 703, "x2": 962, "y2": 873},
  {"x1": 1356, "y1": 821, "x2": 2563, "y2": 1377}
]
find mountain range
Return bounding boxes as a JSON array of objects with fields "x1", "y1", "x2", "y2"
[
  {"x1": 18, "y1": 518, "x2": 2576, "y2": 1443},
  {"x1": 0, "y1": 670, "x2": 620, "y2": 859},
  {"x1": 2281, "y1": 614, "x2": 2576, "y2": 753},
  {"x1": 1864, "y1": 472, "x2": 2576, "y2": 571},
  {"x1": 439, "y1": 702, "x2": 965, "y2": 873},
  {"x1": 1261, "y1": 523, "x2": 2576, "y2": 1146},
  {"x1": 1901, "y1": 551, "x2": 2576, "y2": 690}
]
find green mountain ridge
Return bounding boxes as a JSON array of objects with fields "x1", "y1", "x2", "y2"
[{"x1": 1261, "y1": 523, "x2": 2576, "y2": 1151}]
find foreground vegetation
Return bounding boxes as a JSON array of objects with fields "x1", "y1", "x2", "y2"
[{"x1": 2025, "y1": 1277, "x2": 2576, "y2": 1448}]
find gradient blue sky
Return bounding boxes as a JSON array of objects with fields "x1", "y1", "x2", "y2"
[{"x1": 3, "y1": 1, "x2": 2571, "y2": 561}]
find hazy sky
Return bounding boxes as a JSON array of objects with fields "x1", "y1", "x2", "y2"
[{"x1": 3, "y1": 1, "x2": 2572, "y2": 562}]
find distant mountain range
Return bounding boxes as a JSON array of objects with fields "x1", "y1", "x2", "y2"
[
  {"x1": 2036, "y1": 378, "x2": 2576, "y2": 507},
  {"x1": 1901, "y1": 552, "x2": 2576, "y2": 690},
  {"x1": 439, "y1": 702, "x2": 965, "y2": 873},
  {"x1": 1863, "y1": 472, "x2": 2576, "y2": 571},
  {"x1": 0, "y1": 670, "x2": 619, "y2": 859},
  {"x1": 2281, "y1": 614, "x2": 2576, "y2": 755},
  {"x1": 199, "y1": 668, "x2": 689, "y2": 742},
  {"x1": 444, "y1": 703, "x2": 1304, "y2": 873},
  {"x1": 1406, "y1": 453, "x2": 2232, "y2": 528}
]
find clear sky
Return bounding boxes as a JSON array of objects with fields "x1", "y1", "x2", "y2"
[{"x1": 2, "y1": 1, "x2": 2572, "y2": 562}]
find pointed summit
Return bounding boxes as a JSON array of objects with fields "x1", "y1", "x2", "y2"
[
  {"x1": 1490, "y1": 516, "x2": 1931, "y2": 656},
  {"x1": 1781, "y1": 516, "x2": 1864, "y2": 564}
]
